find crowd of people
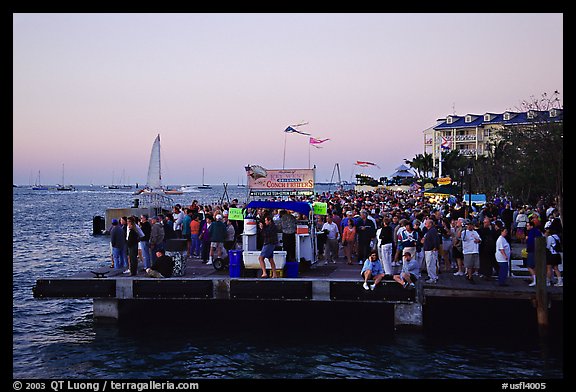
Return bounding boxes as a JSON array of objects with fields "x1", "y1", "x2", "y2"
[{"x1": 108, "y1": 189, "x2": 563, "y2": 288}]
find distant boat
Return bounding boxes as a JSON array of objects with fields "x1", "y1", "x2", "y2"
[
  {"x1": 56, "y1": 164, "x2": 75, "y2": 191},
  {"x1": 180, "y1": 185, "x2": 200, "y2": 193},
  {"x1": 237, "y1": 176, "x2": 246, "y2": 188},
  {"x1": 164, "y1": 188, "x2": 184, "y2": 195},
  {"x1": 32, "y1": 170, "x2": 48, "y2": 190},
  {"x1": 106, "y1": 171, "x2": 119, "y2": 189},
  {"x1": 197, "y1": 168, "x2": 212, "y2": 189}
]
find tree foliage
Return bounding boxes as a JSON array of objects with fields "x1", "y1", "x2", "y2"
[
  {"x1": 408, "y1": 91, "x2": 562, "y2": 214},
  {"x1": 481, "y1": 91, "x2": 563, "y2": 208}
]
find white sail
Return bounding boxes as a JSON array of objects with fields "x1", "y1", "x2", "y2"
[{"x1": 147, "y1": 134, "x2": 162, "y2": 190}]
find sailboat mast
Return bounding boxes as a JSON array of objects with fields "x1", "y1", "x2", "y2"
[{"x1": 158, "y1": 134, "x2": 162, "y2": 183}]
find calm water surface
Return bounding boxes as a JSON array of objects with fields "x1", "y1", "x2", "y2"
[{"x1": 12, "y1": 186, "x2": 563, "y2": 380}]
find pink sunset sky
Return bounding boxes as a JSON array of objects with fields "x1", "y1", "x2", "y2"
[{"x1": 13, "y1": 13, "x2": 563, "y2": 186}]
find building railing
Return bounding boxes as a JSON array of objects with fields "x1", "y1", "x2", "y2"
[{"x1": 441, "y1": 134, "x2": 476, "y2": 141}]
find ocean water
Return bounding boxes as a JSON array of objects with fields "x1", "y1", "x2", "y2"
[{"x1": 12, "y1": 186, "x2": 563, "y2": 380}]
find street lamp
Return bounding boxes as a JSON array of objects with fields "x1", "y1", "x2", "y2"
[
  {"x1": 466, "y1": 161, "x2": 474, "y2": 218},
  {"x1": 459, "y1": 167, "x2": 465, "y2": 200}
]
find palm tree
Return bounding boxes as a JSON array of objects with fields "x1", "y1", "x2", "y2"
[{"x1": 405, "y1": 152, "x2": 434, "y2": 178}]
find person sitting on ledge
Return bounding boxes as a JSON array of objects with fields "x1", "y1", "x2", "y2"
[
  {"x1": 146, "y1": 248, "x2": 175, "y2": 278},
  {"x1": 360, "y1": 249, "x2": 385, "y2": 291},
  {"x1": 393, "y1": 251, "x2": 419, "y2": 289}
]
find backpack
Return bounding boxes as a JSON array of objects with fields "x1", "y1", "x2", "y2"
[{"x1": 552, "y1": 234, "x2": 562, "y2": 253}]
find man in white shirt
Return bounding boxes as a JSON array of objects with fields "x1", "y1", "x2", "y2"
[
  {"x1": 461, "y1": 220, "x2": 482, "y2": 283},
  {"x1": 172, "y1": 204, "x2": 185, "y2": 238},
  {"x1": 495, "y1": 227, "x2": 511, "y2": 286},
  {"x1": 321, "y1": 214, "x2": 340, "y2": 264}
]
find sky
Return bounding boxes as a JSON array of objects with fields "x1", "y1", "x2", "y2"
[{"x1": 13, "y1": 13, "x2": 563, "y2": 186}]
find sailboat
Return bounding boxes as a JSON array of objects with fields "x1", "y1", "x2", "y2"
[
  {"x1": 57, "y1": 164, "x2": 75, "y2": 191},
  {"x1": 32, "y1": 170, "x2": 48, "y2": 190},
  {"x1": 133, "y1": 134, "x2": 183, "y2": 195},
  {"x1": 106, "y1": 170, "x2": 120, "y2": 189},
  {"x1": 236, "y1": 175, "x2": 246, "y2": 188},
  {"x1": 197, "y1": 168, "x2": 212, "y2": 189}
]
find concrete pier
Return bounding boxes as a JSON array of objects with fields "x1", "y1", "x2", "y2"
[{"x1": 33, "y1": 258, "x2": 563, "y2": 332}]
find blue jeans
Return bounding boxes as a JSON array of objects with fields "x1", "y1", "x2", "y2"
[
  {"x1": 140, "y1": 241, "x2": 151, "y2": 269},
  {"x1": 112, "y1": 247, "x2": 124, "y2": 270},
  {"x1": 190, "y1": 234, "x2": 200, "y2": 256},
  {"x1": 498, "y1": 262, "x2": 508, "y2": 285},
  {"x1": 120, "y1": 244, "x2": 128, "y2": 269}
]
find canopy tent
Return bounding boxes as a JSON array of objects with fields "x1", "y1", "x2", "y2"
[
  {"x1": 464, "y1": 193, "x2": 487, "y2": 206},
  {"x1": 423, "y1": 184, "x2": 461, "y2": 197},
  {"x1": 391, "y1": 170, "x2": 415, "y2": 178},
  {"x1": 390, "y1": 164, "x2": 415, "y2": 178},
  {"x1": 244, "y1": 200, "x2": 312, "y2": 216}
]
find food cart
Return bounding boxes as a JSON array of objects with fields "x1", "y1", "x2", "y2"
[{"x1": 241, "y1": 200, "x2": 318, "y2": 269}]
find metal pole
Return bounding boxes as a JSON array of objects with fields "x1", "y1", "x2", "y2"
[
  {"x1": 282, "y1": 132, "x2": 287, "y2": 169},
  {"x1": 534, "y1": 236, "x2": 548, "y2": 339}
]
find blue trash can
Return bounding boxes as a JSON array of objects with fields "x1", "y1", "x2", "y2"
[
  {"x1": 229, "y1": 250, "x2": 242, "y2": 278},
  {"x1": 285, "y1": 261, "x2": 299, "y2": 278}
]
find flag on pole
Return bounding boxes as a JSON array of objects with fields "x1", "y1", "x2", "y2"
[
  {"x1": 441, "y1": 136, "x2": 452, "y2": 150},
  {"x1": 355, "y1": 160, "x2": 380, "y2": 168},
  {"x1": 309, "y1": 137, "x2": 330, "y2": 148},
  {"x1": 284, "y1": 126, "x2": 311, "y2": 136}
]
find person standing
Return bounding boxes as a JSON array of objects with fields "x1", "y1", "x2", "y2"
[
  {"x1": 148, "y1": 216, "x2": 165, "y2": 265},
  {"x1": 342, "y1": 218, "x2": 357, "y2": 265},
  {"x1": 172, "y1": 205, "x2": 185, "y2": 239},
  {"x1": 495, "y1": 227, "x2": 511, "y2": 286},
  {"x1": 162, "y1": 214, "x2": 175, "y2": 241},
  {"x1": 478, "y1": 217, "x2": 498, "y2": 279},
  {"x1": 356, "y1": 210, "x2": 376, "y2": 265},
  {"x1": 109, "y1": 219, "x2": 126, "y2": 271},
  {"x1": 199, "y1": 215, "x2": 212, "y2": 264},
  {"x1": 526, "y1": 220, "x2": 543, "y2": 287},
  {"x1": 393, "y1": 219, "x2": 409, "y2": 265},
  {"x1": 422, "y1": 219, "x2": 441, "y2": 284},
  {"x1": 452, "y1": 218, "x2": 466, "y2": 276},
  {"x1": 138, "y1": 214, "x2": 152, "y2": 269},
  {"x1": 501, "y1": 203, "x2": 514, "y2": 235},
  {"x1": 440, "y1": 218, "x2": 454, "y2": 272},
  {"x1": 258, "y1": 215, "x2": 279, "y2": 278},
  {"x1": 515, "y1": 208, "x2": 529, "y2": 243},
  {"x1": 208, "y1": 214, "x2": 227, "y2": 264},
  {"x1": 126, "y1": 217, "x2": 140, "y2": 276},
  {"x1": 545, "y1": 228, "x2": 563, "y2": 287},
  {"x1": 189, "y1": 214, "x2": 201, "y2": 258},
  {"x1": 315, "y1": 215, "x2": 326, "y2": 261},
  {"x1": 321, "y1": 214, "x2": 340, "y2": 264},
  {"x1": 378, "y1": 217, "x2": 394, "y2": 275},
  {"x1": 461, "y1": 220, "x2": 482, "y2": 283},
  {"x1": 399, "y1": 221, "x2": 418, "y2": 263},
  {"x1": 223, "y1": 214, "x2": 236, "y2": 253},
  {"x1": 182, "y1": 208, "x2": 193, "y2": 258},
  {"x1": 279, "y1": 209, "x2": 297, "y2": 263}
]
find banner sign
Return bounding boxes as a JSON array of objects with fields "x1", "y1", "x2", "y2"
[
  {"x1": 313, "y1": 202, "x2": 327, "y2": 215},
  {"x1": 228, "y1": 207, "x2": 244, "y2": 221},
  {"x1": 437, "y1": 177, "x2": 452, "y2": 185},
  {"x1": 247, "y1": 168, "x2": 315, "y2": 197}
]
